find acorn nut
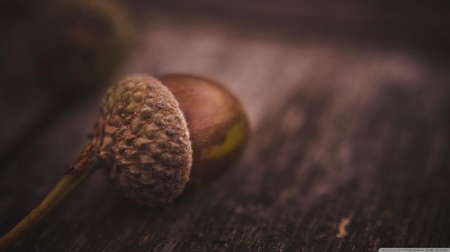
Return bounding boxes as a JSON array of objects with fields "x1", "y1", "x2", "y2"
[{"x1": 0, "y1": 74, "x2": 250, "y2": 250}]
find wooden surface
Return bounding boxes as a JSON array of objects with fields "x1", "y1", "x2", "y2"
[{"x1": 1, "y1": 1, "x2": 450, "y2": 251}]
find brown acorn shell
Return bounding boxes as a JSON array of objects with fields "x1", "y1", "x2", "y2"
[
  {"x1": 94, "y1": 75, "x2": 193, "y2": 207},
  {"x1": 158, "y1": 74, "x2": 250, "y2": 190}
]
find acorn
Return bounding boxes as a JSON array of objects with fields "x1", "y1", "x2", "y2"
[
  {"x1": 0, "y1": 74, "x2": 250, "y2": 249},
  {"x1": 32, "y1": 0, "x2": 136, "y2": 93}
]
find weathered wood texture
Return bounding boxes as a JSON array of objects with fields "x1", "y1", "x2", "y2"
[{"x1": 1, "y1": 1, "x2": 450, "y2": 251}]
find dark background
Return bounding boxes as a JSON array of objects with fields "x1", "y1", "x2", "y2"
[{"x1": 1, "y1": 0, "x2": 449, "y2": 251}]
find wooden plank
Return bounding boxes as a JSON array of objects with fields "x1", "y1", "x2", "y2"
[
  {"x1": 128, "y1": 0, "x2": 450, "y2": 55},
  {"x1": 1, "y1": 5, "x2": 450, "y2": 252}
]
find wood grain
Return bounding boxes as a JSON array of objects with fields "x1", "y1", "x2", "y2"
[{"x1": 1, "y1": 2, "x2": 450, "y2": 251}]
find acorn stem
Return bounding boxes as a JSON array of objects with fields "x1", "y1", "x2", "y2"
[{"x1": 0, "y1": 145, "x2": 99, "y2": 250}]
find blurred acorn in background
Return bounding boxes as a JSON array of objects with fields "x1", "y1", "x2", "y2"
[{"x1": 31, "y1": 0, "x2": 136, "y2": 94}]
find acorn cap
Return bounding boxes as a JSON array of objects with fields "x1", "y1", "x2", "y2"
[{"x1": 94, "y1": 75, "x2": 193, "y2": 207}]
